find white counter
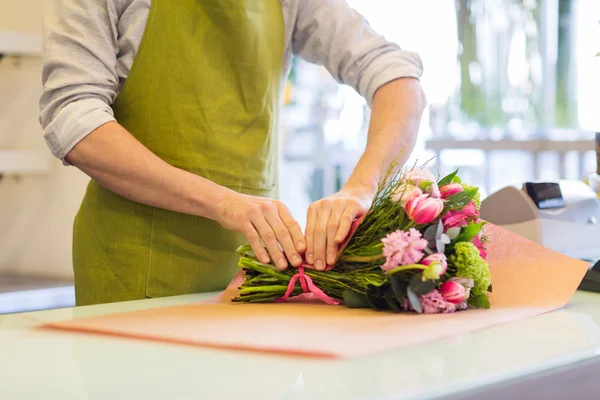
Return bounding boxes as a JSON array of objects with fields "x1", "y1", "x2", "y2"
[{"x1": 2, "y1": 291, "x2": 600, "y2": 400}]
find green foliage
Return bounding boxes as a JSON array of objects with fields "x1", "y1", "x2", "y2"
[
  {"x1": 453, "y1": 221, "x2": 486, "y2": 244},
  {"x1": 448, "y1": 242, "x2": 491, "y2": 293},
  {"x1": 467, "y1": 287, "x2": 491, "y2": 309}
]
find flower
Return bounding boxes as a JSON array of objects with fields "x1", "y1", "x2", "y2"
[
  {"x1": 404, "y1": 169, "x2": 436, "y2": 186},
  {"x1": 472, "y1": 236, "x2": 488, "y2": 260},
  {"x1": 391, "y1": 183, "x2": 423, "y2": 206},
  {"x1": 429, "y1": 181, "x2": 441, "y2": 198},
  {"x1": 402, "y1": 289, "x2": 457, "y2": 314},
  {"x1": 441, "y1": 201, "x2": 479, "y2": 228},
  {"x1": 448, "y1": 277, "x2": 474, "y2": 299},
  {"x1": 406, "y1": 194, "x2": 444, "y2": 225},
  {"x1": 448, "y1": 242, "x2": 491, "y2": 293},
  {"x1": 381, "y1": 229, "x2": 428, "y2": 272},
  {"x1": 423, "y1": 263, "x2": 444, "y2": 280},
  {"x1": 422, "y1": 253, "x2": 448, "y2": 276},
  {"x1": 439, "y1": 281, "x2": 466, "y2": 304},
  {"x1": 439, "y1": 183, "x2": 463, "y2": 199}
]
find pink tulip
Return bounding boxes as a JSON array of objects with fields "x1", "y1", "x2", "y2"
[
  {"x1": 405, "y1": 194, "x2": 444, "y2": 225},
  {"x1": 441, "y1": 201, "x2": 480, "y2": 229},
  {"x1": 421, "y1": 253, "x2": 448, "y2": 276},
  {"x1": 439, "y1": 281, "x2": 466, "y2": 304},
  {"x1": 439, "y1": 183, "x2": 464, "y2": 199}
]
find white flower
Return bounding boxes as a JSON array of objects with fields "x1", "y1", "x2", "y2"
[
  {"x1": 403, "y1": 169, "x2": 436, "y2": 186},
  {"x1": 391, "y1": 183, "x2": 422, "y2": 206}
]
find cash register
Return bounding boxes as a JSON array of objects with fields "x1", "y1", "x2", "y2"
[{"x1": 480, "y1": 180, "x2": 600, "y2": 292}]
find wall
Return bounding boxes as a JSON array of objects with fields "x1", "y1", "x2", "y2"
[{"x1": 0, "y1": 2, "x2": 87, "y2": 279}]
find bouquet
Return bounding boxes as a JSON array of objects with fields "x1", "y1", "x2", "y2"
[{"x1": 233, "y1": 164, "x2": 492, "y2": 314}]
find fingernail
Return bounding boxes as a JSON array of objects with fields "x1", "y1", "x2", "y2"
[
  {"x1": 327, "y1": 253, "x2": 335, "y2": 265},
  {"x1": 307, "y1": 254, "x2": 314, "y2": 264},
  {"x1": 278, "y1": 258, "x2": 288, "y2": 269},
  {"x1": 292, "y1": 255, "x2": 302, "y2": 266},
  {"x1": 315, "y1": 260, "x2": 324, "y2": 270},
  {"x1": 297, "y1": 241, "x2": 306, "y2": 251}
]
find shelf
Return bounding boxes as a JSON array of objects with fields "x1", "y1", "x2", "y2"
[
  {"x1": 0, "y1": 31, "x2": 42, "y2": 56},
  {"x1": 0, "y1": 149, "x2": 52, "y2": 175}
]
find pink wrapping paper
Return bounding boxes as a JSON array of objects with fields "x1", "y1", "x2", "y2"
[{"x1": 42, "y1": 224, "x2": 589, "y2": 359}]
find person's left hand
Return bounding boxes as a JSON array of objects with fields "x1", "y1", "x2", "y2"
[{"x1": 304, "y1": 187, "x2": 373, "y2": 270}]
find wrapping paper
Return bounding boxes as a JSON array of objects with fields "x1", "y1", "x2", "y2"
[{"x1": 43, "y1": 224, "x2": 589, "y2": 359}]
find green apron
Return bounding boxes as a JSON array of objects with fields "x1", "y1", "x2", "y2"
[{"x1": 72, "y1": 0, "x2": 285, "y2": 306}]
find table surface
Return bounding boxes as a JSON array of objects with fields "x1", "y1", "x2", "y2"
[{"x1": 3, "y1": 291, "x2": 600, "y2": 400}]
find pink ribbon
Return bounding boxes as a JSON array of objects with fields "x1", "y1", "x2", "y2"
[{"x1": 278, "y1": 266, "x2": 340, "y2": 305}]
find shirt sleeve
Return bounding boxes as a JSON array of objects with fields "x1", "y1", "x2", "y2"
[
  {"x1": 39, "y1": 0, "x2": 121, "y2": 161},
  {"x1": 289, "y1": 0, "x2": 424, "y2": 106}
]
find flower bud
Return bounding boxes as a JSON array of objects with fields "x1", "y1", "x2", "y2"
[
  {"x1": 422, "y1": 253, "x2": 448, "y2": 276},
  {"x1": 439, "y1": 183, "x2": 464, "y2": 199},
  {"x1": 422, "y1": 262, "x2": 444, "y2": 280},
  {"x1": 449, "y1": 277, "x2": 474, "y2": 299},
  {"x1": 439, "y1": 281, "x2": 466, "y2": 304},
  {"x1": 405, "y1": 194, "x2": 444, "y2": 225}
]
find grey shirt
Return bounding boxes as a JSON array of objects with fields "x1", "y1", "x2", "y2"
[{"x1": 39, "y1": 0, "x2": 423, "y2": 160}]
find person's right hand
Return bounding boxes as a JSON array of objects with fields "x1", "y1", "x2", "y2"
[{"x1": 215, "y1": 192, "x2": 306, "y2": 270}]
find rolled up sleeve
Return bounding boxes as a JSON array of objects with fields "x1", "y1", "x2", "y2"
[
  {"x1": 39, "y1": 0, "x2": 120, "y2": 161},
  {"x1": 290, "y1": 0, "x2": 424, "y2": 106}
]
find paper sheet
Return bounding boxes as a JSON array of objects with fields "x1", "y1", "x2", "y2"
[{"x1": 42, "y1": 224, "x2": 589, "y2": 359}]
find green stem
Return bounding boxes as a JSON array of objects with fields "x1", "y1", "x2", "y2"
[
  {"x1": 239, "y1": 285, "x2": 290, "y2": 295},
  {"x1": 340, "y1": 254, "x2": 385, "y2": 263},
  {"x1": 386, "y1": 264, "x2": 427, "y2": 275}
]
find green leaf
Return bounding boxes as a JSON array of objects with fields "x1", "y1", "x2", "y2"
[
  {"x1": 407, "y1": 286, "x2": 423, "y2": 313},
  {"x1": 454, "y1": 221, "x2": 486, "y2": 243},
  {"x1": 384, "y1": 292, "x2": 402, "y2": 313},
  {"x1": 342, "y1": 290, "x2": 371, "y2": 309},
  {"x1": 390, "y1": 275, "x2": 407, "y2": 304},
  {"x1": 468, "y1": 288, "x2": 491, "y2": 309},
  {"x1": 452, "y1": 175, "x2": 462, "y2": 184},
  {"x1": 438, "y1": 168, "x2": 459, "y2": 186},
  {"x1": 596, "y1": 52, "x2": 600, "y2": 57},
  {"x1": 409, "y1": 274, "x2": 437, "y2": 295},
  {"x1": 444, "y1": 187, "x2": 478, "y2": 212}
]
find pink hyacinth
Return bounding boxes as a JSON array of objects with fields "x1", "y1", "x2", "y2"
[
  {"x1": 381, "y1": 228, "x2": 428, "y2": 272},
  {"x1": 442, "y1": 201, "x2": 479, "y2": 229},
  {"x1": 402, "y1": 289, "x2": 457, "y2": 314},
  {"x1": 472, "y1": 236, "x2": 488, "y2": 260}
]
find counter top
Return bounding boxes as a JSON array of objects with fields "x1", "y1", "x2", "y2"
[{"x1": 3, "y1": 291, "x2": 600, "y2": 400}]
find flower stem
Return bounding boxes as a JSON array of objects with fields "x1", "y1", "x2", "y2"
[
  {"x1": 340, "y1": 254, "x2": 385, "y2": 263},
  {"x1": 387, "y1": 264, "x2": 427, "y2": 275}
]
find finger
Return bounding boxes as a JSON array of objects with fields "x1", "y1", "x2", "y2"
[
  {"x1": 264, "y1": 205, "x2": 302, "y2": 267},
  {"x1": 277, "y1": 203, "x2": 306, "y2": 254},
  {"x1": 335, "y1": 206, "x2": 360, "y2": 244},
  {"x1": 304, "y1": 203, "x2": 318, "y2": 265},
  {"x1": 326, "y1": 206, "x2": 346, "y2": 266},
  {"x1": 313, "y1": 200, "x2": 332, "y2": 271},
  {"x1": 252, "y1": 215, "x2": 288, "y2": 270},
  {"x1": 242, "y1": 223, "x2": 270, "y2": 264}
]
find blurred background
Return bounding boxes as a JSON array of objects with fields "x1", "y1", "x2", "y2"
[{"x1": 1, "y1": 0, "x2": 599, "y2": 313}]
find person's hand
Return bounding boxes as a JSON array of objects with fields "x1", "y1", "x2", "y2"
[
  {"x1": 216, "y1": 191, "x2": 306, "y2": 270},
  {"x1": 305, "y1": 187, "x2": 373, "y2": 270}
]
